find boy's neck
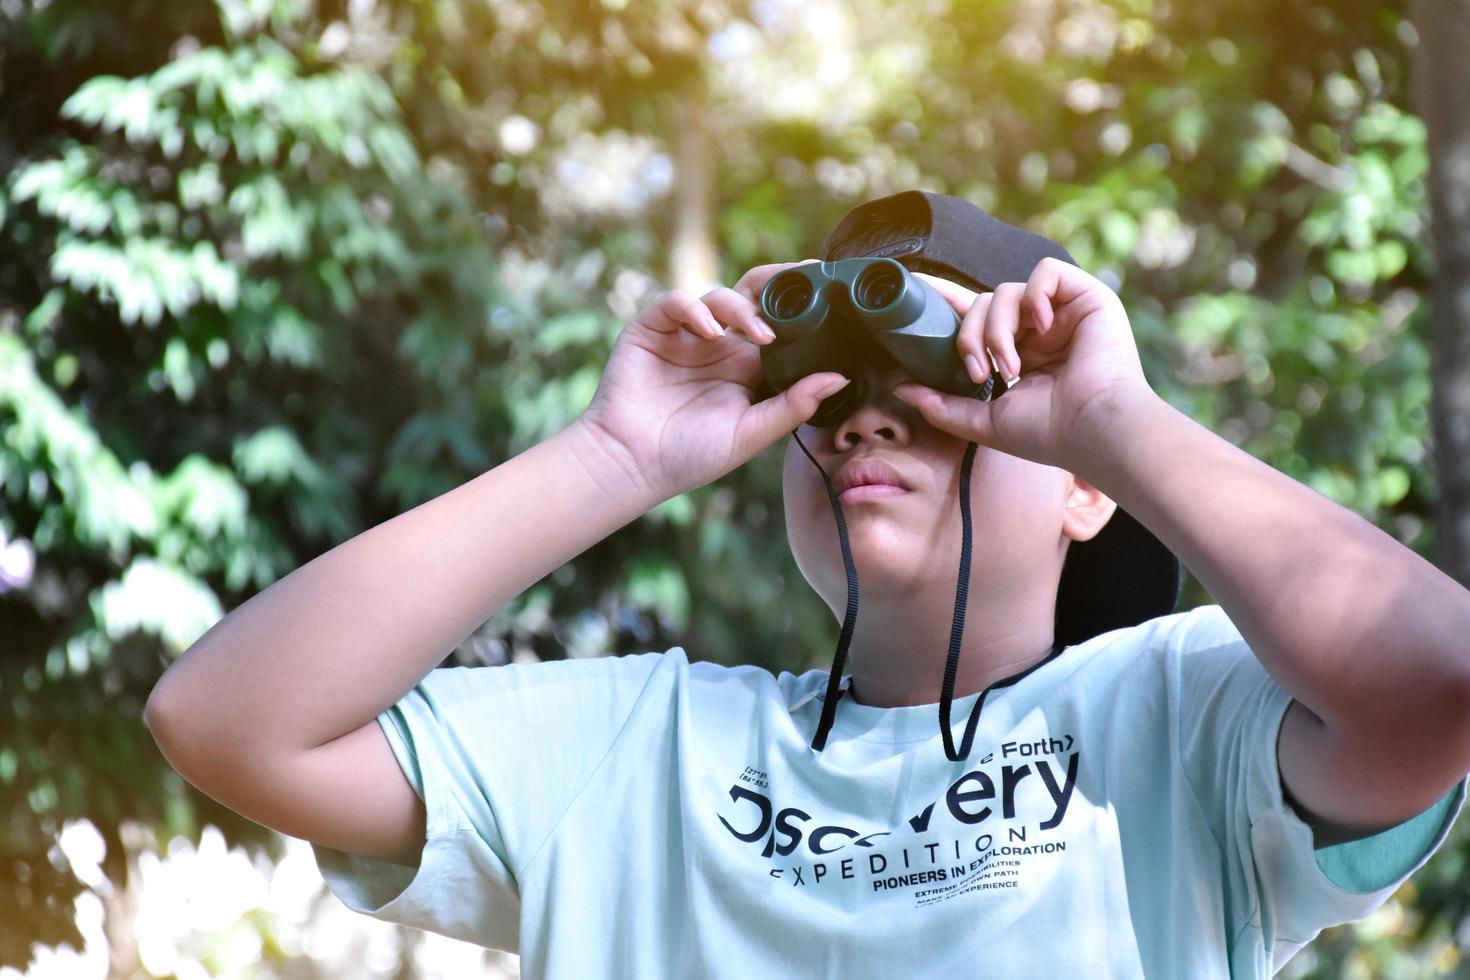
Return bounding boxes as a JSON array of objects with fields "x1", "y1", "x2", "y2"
[{"x1": 843, "y1": 622, "x2": 1059, "y2": 709}]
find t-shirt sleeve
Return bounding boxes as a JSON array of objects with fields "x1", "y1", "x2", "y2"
[
  {"x1": 311, "y1": 649, "x2": 671, "y2": 950},
  {"x1": 1170, "y1": 604, "x2": 1466, "y2": 973}
]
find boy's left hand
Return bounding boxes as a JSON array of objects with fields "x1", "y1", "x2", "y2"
[{"x1": 893, "y1": 257, "x2": 1161, "y2": 471}]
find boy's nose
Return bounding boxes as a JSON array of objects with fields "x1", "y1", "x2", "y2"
[{"x1": 828, "y1": 361, "x2": 918, "y2": 442}]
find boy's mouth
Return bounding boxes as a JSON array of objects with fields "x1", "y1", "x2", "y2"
[
  {"x1": 837, "y1": 484, "x2": 909, "y2": 503},
  {"x1": 834, "y1": 457, "x2": 912, "y2": 497}
]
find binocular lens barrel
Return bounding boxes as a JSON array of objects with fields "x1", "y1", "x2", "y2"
[
  {"x1": 852, "y1": 262, "x2": 904, "y2": 312},
  {"x1": 767, "y1": 275, "x2": 815, "y2": 320},
  {"x1": 756, "y1": 255, "x2": 995, "y2": 412},
  {"x1": 763, "y1": 260, "x2": 907, "y2": 322}
]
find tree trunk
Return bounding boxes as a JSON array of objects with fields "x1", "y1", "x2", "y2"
[
  {"x1": 102, "y1": 823, "x2": 145, "y2": 980},
  {"x1": 1412, "y1": 0, "x2": 1470, "y2": 586},
  {"x1": 668, "y1": 76, "x2": 718, "y2": 294}
]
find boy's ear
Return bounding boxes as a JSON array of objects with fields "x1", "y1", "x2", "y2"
[{"x1": 1060, "y1": 471, "x2": 1118, "y2": 544}]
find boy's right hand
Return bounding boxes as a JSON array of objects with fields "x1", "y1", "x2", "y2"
[{"x1": 572, "y1": 261, "x2": 852, "y2": 505}]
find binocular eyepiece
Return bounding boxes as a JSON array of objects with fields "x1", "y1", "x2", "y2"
[
  {"x1": 755, "y1": 257, "x2": 1005, "y2": 428},
  {"x1": 766, "y1": 261, "x2": 906, "y2": 320}
]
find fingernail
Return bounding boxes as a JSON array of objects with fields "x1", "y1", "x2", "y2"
[
  {"x1": 817, "y1": 377, "x2": 851, "y2": 398},
  {"x1": 964, "y1": 354, "x2": 984, "y2": 385}
]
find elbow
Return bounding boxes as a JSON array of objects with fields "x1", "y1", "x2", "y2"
[
  {"x1": 143, "y1": 676, "x2": 176, "y2": 736},
  {"x1": 143, "y1": 680, "x2": 210, "y2": 787},
  {"x1": 143, "y1": 670, "x2": 254, "y2": 784},
  {"x1": 143, "y1": 675, "x2": 193, "y2": 757},
  {"x1": 143, "y1": 707, "x2": 224, "y2": 811}
]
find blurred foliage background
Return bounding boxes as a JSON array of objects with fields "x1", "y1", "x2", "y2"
[{"x1": 3, "y1": 0, "x2": 1469, "y2": 975}]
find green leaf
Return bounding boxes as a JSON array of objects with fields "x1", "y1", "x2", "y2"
[
  {"x1": 91, "y1": 558, "x2": 223, "y2": 655},
  {"x1": 625, "y1": 555, "x2": 690, "y2": 632},
  {"x1": 1375, "y1": 466, "x2": 1411, "y2": 507},
  {"x1": 535, "y1": 312, "x2": 605, "y2": 354},
  {"x1": 1098, "y1": 210, "x2": 1139, "y2": 260}
]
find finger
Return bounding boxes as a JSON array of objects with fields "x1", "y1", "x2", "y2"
[
  {"x1": 1021, "y1": 256, "x2": 1121, "y2": 343},
  {"x1": 918, "y1": 272, "x2": 1003, "y2": 384},
  {"x1": 984, "y1": 282, "x2": 1028, "y2": 383},
  {"x1": 655, "y1": 288, "x2": 726, "y2": 340},
  {"x1": 737, "y1": 372, "x2": 851, "y2": 460},
  {"x1": 892, "y1": 382, "x2": 998, "y2": 447},
  {"x1": 913, "y1": 271, "x2": 980, "y2": 318},
  {"x1": 1020, "y1": 270, "x2": 1055, "y2": 337},
  {"x1": 956, "y1": 292, "x2": 995, "y2": 384},
  {"x1": 701, "y1": 285, "x2": 775, "y2": 343},
  {"x1": 1028, "y1": 255, "x2": 1114, "y2": 313}
]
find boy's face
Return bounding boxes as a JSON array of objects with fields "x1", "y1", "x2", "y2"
[{"x1": 781, "y1": 290, "x2": 1111, "y2": 617}]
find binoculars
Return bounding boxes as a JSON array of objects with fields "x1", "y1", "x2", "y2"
[{"x1": 754, "y1": 257, "x2": 1006, "y2": 428}]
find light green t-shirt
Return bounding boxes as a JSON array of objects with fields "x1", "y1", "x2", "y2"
[{"x1": 313, "y1": 604, "x2": 1464, "y2": 978}]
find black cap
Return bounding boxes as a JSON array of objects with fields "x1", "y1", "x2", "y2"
[
  {"x1": 799, "y1": 189, "x2": 1182, "y2": 759},
  {"x1": 822, "y1": 190, "x2": 1080, "y2": 293}
]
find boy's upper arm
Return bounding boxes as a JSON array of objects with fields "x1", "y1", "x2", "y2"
[
  {"x1": 293, "y1": 718, "x2": 430, "y2": 868},
  {"x1": 147, "y1": 668, "x2": 436, "y2": 872},
  {"x1": 157, "y1": 710, "x2": 431, "y2": 870},
  {"x1": 1173, "y1": 604, "x2": 1465, "y2": 963},
  {"x1": 1276, "y1": 698, "x2": 1456, "y2": 847}
]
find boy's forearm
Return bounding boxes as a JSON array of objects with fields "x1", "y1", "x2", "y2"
[
  {"x1": 1074, "y1": 390, "x2": 1470, "y2": 750},
  {"x1": 145, "y1": 419, "x2": 661, "y2": 757}
]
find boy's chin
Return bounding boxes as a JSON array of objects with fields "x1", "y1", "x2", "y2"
[{"x1": 821, "y1": 551, "x2": 931, "y2": 590}]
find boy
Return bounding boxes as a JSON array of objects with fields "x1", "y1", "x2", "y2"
[{"x1": 145, "y1": 191, "x2": 1470, "y2": 978}]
